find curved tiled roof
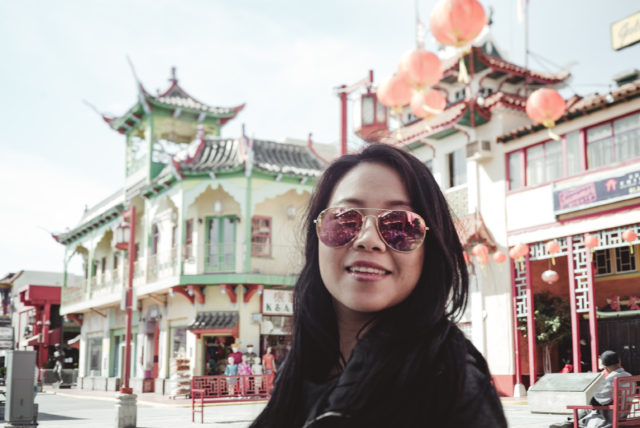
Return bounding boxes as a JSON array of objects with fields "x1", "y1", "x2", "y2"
[
  {"x1": 497, "y1": 78, "x2": 640, "y2": 143},
  {"x1": 153, "y1": 83, "x2": 245, "y2": 116}
]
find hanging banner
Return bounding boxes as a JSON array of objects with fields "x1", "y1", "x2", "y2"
[{"x1": 262, "y1": 289, "x2": 293, "y2": 315}]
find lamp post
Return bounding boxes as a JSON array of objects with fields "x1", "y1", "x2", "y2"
[{"x1": 114, "y1": 206, "x2": 137, "y2": 428}]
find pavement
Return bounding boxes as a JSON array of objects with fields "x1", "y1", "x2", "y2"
[{"x1": 18, "y1": 386, "x2": 568, "y2": 427}]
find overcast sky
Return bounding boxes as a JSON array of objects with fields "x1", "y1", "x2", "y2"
[{"x1": 1, "y1": 0, "x2": 638, "y2": 275}]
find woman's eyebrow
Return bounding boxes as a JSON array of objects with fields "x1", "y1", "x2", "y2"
[{"x1": 332, "y1": 198, "x2": 412, "y2": 207}]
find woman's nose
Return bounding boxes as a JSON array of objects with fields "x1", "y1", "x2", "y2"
[{"x1": 352, "y1": 216, "x2": 386, "y2": 252}]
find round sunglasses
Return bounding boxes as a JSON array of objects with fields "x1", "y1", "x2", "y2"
[{"x1": 314, "y1": 207, "x2": 428, "y2": 253}]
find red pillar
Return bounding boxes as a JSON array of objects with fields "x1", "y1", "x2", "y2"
[
  {"x1": 153, "y1": 322, "x2": 160, "y2": 380},
  {"x1": 41, "y1": 302, "x2": 52, "y2": 370},
  {"x1": 566, "y1": 236, "x2": 582, "y2": 373},
  {"x1": 525, "y1": 254, "x2": 538, "y2": 385},
  {"x1": 121, "y1": 206, "x2": 136, "y2": 394},
  {"x1": 587, "y1": 258, "x2": 599, "y2": 372},
  {"x1": 510, "y1": 260, "x2": 523, "y2": 387},
  {"x1": 340, "y1": 87, "x2": 347, "y2": 156}
]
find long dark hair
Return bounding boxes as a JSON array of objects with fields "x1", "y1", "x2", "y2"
[{"x1": 252, "y1": 144, "x2": 470, "y2": 427}]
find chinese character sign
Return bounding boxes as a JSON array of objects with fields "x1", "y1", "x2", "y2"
[{"x1": 262, "y1": 289, "x2": 294, "y2": 315}]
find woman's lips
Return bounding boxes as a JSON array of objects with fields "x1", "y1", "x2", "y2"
[{"x1": 346, "y1": 262, "x2": 390, "y2": 281}]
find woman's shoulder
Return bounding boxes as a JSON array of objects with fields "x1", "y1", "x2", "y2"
[{"x1": 452, "y1": 340, "x2": 507, "y2": 427}]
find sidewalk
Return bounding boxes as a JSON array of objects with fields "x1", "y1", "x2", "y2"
[{"x1": 37, "y1": 386, "x2": 566, "y2": 427}]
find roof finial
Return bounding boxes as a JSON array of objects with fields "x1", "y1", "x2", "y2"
[{"x1": 170, "y1": 66, "x2": 178, "y2": 84}]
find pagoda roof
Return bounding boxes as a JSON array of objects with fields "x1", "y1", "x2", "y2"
[
  {"x1": 497, "y1": 78, "x2": 640, "y2": 143},
  {"x1": 389, "y1": 90, "x2": 528, "y2": 146},
  {"x1": 102, "y1": 69, "x2": 245, "y2": 135},
  {"x1": 141, "y1": 135, "x2": 326, "y2": 197},
  {"x1": 441, "y1": 46, "x2": 570, "y2": 86}
]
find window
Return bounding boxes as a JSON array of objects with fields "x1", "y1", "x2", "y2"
[
  {"x1": 101, "y1": 257, "x2": 106, "y2": 274},
  {"x1": 171, "y1": 225, "x2": 177, "y2": 248},
  {"x1": 252, "y1": 216, "x2": 272, "y2": 257},
  {"x1": 507, "y1": 113, "x2": 640, "y2": 190},
  {"x1": 151, "y1": 224, "x2": 159, "y2": 255},
  {"x1": 184, "y1": 219, "x2": 194, "y2": 258},
  {"x1": 206, "y1": 216, "x2": 236, "y2": 271},
  {"x1": 587, "y1": 114, "x2": 640, "y2": 169},
  {"x1": 594, "y1": 249, "x2": 612, "y2": 275},
  {"x1": 595, "y1": 246, "x2": 637, "y2": 276},
  {"x1": 448, "y1": 148, "x2": 466, "y2": 187},
  {"x1": 91, "y1": 260, "x2": 98, "y2": 277},
  {"x1": 113, "y1": 253, "x2": 119, "y2": 271},
  {"x1": 87, "y1": 337, "x2": 102, "y2": 376},
  {"x1": 615, "y1": 246, "x2": 636, "y2": 273}
]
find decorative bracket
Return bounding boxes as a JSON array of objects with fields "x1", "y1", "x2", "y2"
[
  {"x1": 148, "y1": 294, "x2": 167, "y2": 307},
  {"x1": 243, "y1": 284, "x2": 264, "y2": 304},
  {"x1": 220, "y1": 284, "x2": 238, "y2": 304},
  {"x1": 187, "y1": 284, "x2": 205, "y2": 305},
  {"x1": 90, "y1": 308, "x2": 107, "y2": 318},
  {"x1": 66, "y1": 313, "x2": 83, "y2": 326},
  {"x1": 170, "y1": 286, "x2": 194, "y2": 305}
]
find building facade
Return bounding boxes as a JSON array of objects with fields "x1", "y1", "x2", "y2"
[
  {"x1": 54, "y1": 71, "x2": 332, "y2": 394},
  {"x1": 383, "y1": 32, "x2": 640, "y2": 396}
]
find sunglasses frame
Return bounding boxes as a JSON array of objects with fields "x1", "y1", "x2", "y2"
[{"x1": 314, "y1": 207, "x2": 428, "y2": 253}]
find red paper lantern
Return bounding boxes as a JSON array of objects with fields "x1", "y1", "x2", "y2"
[
  {"x1": 378, "y1": 74, "x2": 412, "y2": 113},
  {"x1": 429, "y1": 0, "x2": 486, "y2": 48},
  {"x1": 472, "y1": 243, "x2": 490, "y2": 266},
  {"x1": 410, "y1": 89, "x2": 446, "y2": 119},
  {"x1": 622, "y1": 229, "x2": 637, "y2": 254},
  {"x1": 492, "y1": 251, "x2": 506, "y2": 264},
  {"x1": 541, "y1": 269, "x2": 559, "y2": 284},
  {"x1": 584, "y1": 234, "x2": 599, "y2": 249},
  {"x1": 399, "y1": 49, "x2": 443, "y2": 88},
  {"x1": 526, "y1": 88, "x2": 566, "y2": 130},
  {"x1": 545, "y1": 240, "x2": 560, "y2": 265}
]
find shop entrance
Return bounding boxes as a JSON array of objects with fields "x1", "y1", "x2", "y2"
[
  {"x1": 594, "y1": 316, "x2": 640, "y2": 375},
  {"x1": 203, "y1": 336, "x2": 235, "y2": 375}
]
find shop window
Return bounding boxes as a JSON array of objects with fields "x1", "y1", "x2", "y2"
[
  {"x1": 448, "y1": 148, "x2": 466, "y2": 188},
  {"x1": 151, "y1": 224, "x2": 159, "y2": 255},
  {"x1": 594, "y1": 249, "x2": 612, "y2": 275},
  {"x1": 184, "y1": 219, "x2": 193, "y2": 259},
  {"x1": 615, "y1": 246, "x2": 636, "y2": 273},
  {"x1": 87, "y1": 337, "x2": 102, "y2": 376},
  {"x1": 251, "y1": 216, "x2": 272, "y2": 257},
  {"x1": 171, "y1": 327, "x2": 187, "y2": 359}
]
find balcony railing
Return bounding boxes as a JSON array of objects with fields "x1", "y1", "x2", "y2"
[{"x1": 148, "y1": 247, "x2": 179, "y2": 281}]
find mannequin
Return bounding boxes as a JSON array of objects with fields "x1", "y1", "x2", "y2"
[
  {"x1": 238, "y1": 355, "x2": 252, "y2": 394},
  {"x1": 252, "y1": 356, "x2": 264, "y2": 391},
  {"x1": 262, "y1": 346, "x2": 277, "y2": 390},
  {"x1": 229, "y1": 342, "x2": 243, "y2": 364},
  {"x1": 224, "y1": 356, "x2": 238, "y2": 394},
  {"x1": 244, "y1": 344, "x2": 258, "y2": 361}
]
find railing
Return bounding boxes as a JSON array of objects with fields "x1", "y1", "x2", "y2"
[
  {"x1": 204, "y1": 243, "x2": 236, "y2": 272},
  {"x1": 147, "y1": 247, "x2": 179, "y2": 281}
]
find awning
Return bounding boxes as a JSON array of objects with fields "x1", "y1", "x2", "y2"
[
  {"x1": 454, "y1": 212, "x2": 497, "y2": 250},
  {"x1": 188, "y1": 311, "x2": 238, "y2": 332}
]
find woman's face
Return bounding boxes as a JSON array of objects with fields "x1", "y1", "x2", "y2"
[{"x1": 318, "y1": 162, "x2": 424, "y2": 318}]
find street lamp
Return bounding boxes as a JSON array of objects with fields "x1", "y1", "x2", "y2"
[{"x1": 115, "y1": 206, "x2": 137, "y2": 428}]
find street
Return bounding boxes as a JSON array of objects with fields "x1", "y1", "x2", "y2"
[{"x1": 22, "y1": 390, "x2": 568, "y2": 427}]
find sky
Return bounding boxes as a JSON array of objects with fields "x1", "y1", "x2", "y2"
[{"x1": 1, "y1": 0, "x2": 639, "y2": 276}]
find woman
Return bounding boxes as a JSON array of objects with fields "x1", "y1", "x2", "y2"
[{"x1": 251, "y1": 144, "x2": 506, "y2": 427}]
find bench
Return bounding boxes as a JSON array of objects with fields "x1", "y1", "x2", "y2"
[
  {"x1": 191, "y1": 374, "x2": 274, "y2": 423},
  {"x1": 567, "y1": 374, "x2": 640, "y2": 428}
]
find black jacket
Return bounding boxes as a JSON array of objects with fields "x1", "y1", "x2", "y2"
[{"x1": 299, "y1": 331, "x2": 507, "y2": 428}]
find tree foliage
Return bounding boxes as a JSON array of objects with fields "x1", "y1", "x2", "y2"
[{"x1": 518, "y1": 292, "x2": 571, "y2": 346}]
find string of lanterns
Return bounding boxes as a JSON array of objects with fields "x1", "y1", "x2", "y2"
[{"x1": 464, "y1": 228, "x2": 638, "y2": 285}]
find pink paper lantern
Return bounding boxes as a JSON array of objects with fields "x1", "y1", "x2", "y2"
[
  {"x1": 377, "y1": 74, "x2": 412, "y2": 111},
  {"x1": 429, "y1": 0, "x2": 487, "y2": 48},
  {"x1": 399, "y1": 49, "x2": 443, "y2": 88},
  {"x1": 526, "y1": 88, "x2": 566, "y2": 129},
  {"x1": 541, "y1": 269, "x2": 559, "y2": 284},
  {"x1": 410, "y1": 89, "x2": 446, "y2": 119},
  {"x1": 622, "y1": 229, "x2": 637, "y2": 254},
  {"x1": 545, "y1": 240, "x2": 560, "y2": 265},
  {"x1": 492, "y1": 251, "x2": 506, "y2": 264}
]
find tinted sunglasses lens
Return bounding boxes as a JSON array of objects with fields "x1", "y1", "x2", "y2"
[
  {"x1": 317, "y1": 209, "x2": 362, "y2": 247},
  {"x1": 378, "y1": 210, "x2": 426, "y2": 252}
]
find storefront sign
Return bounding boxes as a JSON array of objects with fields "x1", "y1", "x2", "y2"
[
  {"x1": 262, "y1": 289, "x2": 293, "y2": 315},
  {"x1": 554, "y1": 169, "x2": 640, "y2": 214},
  {"x1": 611, "y1": 12, "x2": 640, "y2": 51}
]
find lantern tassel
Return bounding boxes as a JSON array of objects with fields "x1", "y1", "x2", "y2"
[
  {"x1": 551, "y1": 256, "x2": 556, "y2": 265},
  {"x1": 457, "y1": 57, "x2": 470, "y2": 84},
  {"x1": 630, "y1": 243, "x2": 634, "y2": 254},
  {"x1": 547, "y1": 128, "x2": 561, "y2": 141}
]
